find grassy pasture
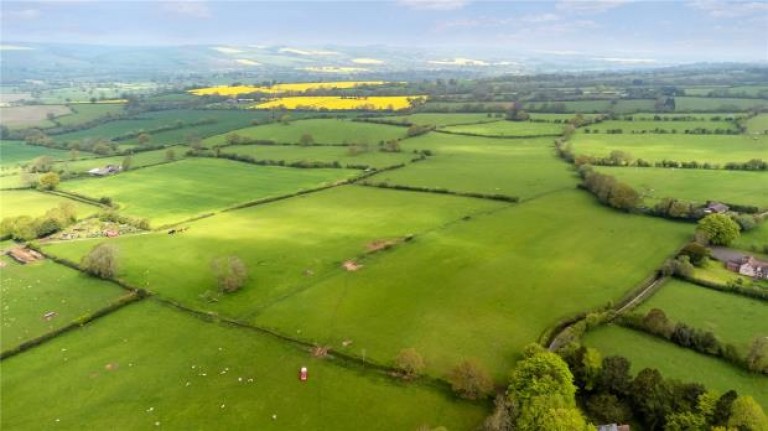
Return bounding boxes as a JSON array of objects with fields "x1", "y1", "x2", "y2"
[
  {"x1": 0, "y1": 190, "x2": 99, "y2": 219},
  {"x1": 55, "y1": 104, "x2": 126, "y2": 127},
  {"x1": 585, "y1": 119, "x2": 738, "y2": 133},
  {"x1": 440, "y1": 120, "x2": 563, "y2": 137},
  {"x1": 380, "y1": 113, "x2": 499, "y2": 127},
  {"x1": 747, "y1": 114, "x2": 768, "y2": 135},
  {"x1": 0, "y1": 257, "x2": 126, "y2": 351},
  {"x1": 0, "y1": 141, "x2": 71, "y2": 168},
  {"x1": 690, "y1": 260, "x2": 768, "y2": 289},
  {"x1": 53, "y1": 110, "x2": 263, "y2": 145},
  {"x1": 374, "y1": 133, "x2": 576, "y2": 200},
  {"x1": 627, "y1": 113, "x2": 740, "y2": 121},
  {"x1": 637, "y1": 278, "x2": 768, "y2": 354},
  {"x1": 583, "y1": 325, "x2": 768, "y2": 408},
  {"x1": 734, "y1": 222, "x2": 768, "y2": 253},
  {"x1": 674, "y1": 97, "x2": 768, "y2": 112},
  {"x1": 526, "y1": 99, "x2": 657, "y2": 114},
  {"x1": 43, "y1": 186, "x2": 506, "y2": 314},
  {"x1": 0, "y1": 300, "x2": 484, "y2": 430},
  {"x1": 220, "y1": 145, "x2": 414, "y2": 168},
  {"x1": 59, "y1": 158, "x2": 353, "y2": 226},
  {"x1": 251, "y1": 190, "x2": 692, "y2": 379},
  {"x1": 593, "y1": 166, "x2": 768, "y2": 209},
  {"x1": 571, "y1": 133, "x2": 768, "y2": 164},
  {"x1": 0, "y1": 105, "x2": 71, "y2": 129},
  {"x1": 54, "y1": 146, "x2": 187, "y2": 174},
  {"x1": 204, "y1": 119, "x2": 407, "y2": 146}
]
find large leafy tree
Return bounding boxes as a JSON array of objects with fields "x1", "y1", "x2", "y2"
[{"x1": 696, "y1": 213, "x2": 740, "y2": 246}]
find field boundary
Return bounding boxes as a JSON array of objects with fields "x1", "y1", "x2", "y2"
[{"x1": 434, "y1": 129, "x2": 563, "y2": 140}]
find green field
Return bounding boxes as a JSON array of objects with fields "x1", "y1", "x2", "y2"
[
  {"x1": 0, "y1": 190, "x2": 99, "y2": 219},
  {"x1": 53, "y1": 110, "x2": 263, "y2": 146},
  {"x1": 0, "y1": 300, "x2": 484, "y2": 430},
  {"x1": 690, "y1": 259, "x2": 768, "y2": 289},
  {"x1": 0, "y1": 141, "x2": 72, "y2": 168},
  {"x1": 204, "y1": 119, "x2": 408, "y2": 146},
  {"x1": 594, "y1": 166, "x2": 768, "y2": 209},
  {"x1": 674, "y1": 97, "x2": 768, "y2": 112},
  {"x1": 526, "y1": 99, "x2": 657, "y2": 114},
  {"x1": 0, "y1": 257, "x2": 126, "y2": 351},
  {"x1": 43, "y1": 186, "x2": 507, "y2": 313},
  {"x1": 221, "y1": 145, "x2": 414, "y2": 168},
  {"x1": 373, "y1": 133, "x2": 576, "y2": 200},
  {"x1": 585, "y1": 119, "x2": 738, "y2": 133},
  {"x1": 583, "y1": 325, "x2": 768, "y2": 408},
  {"x1": 734, "y1": 222, "x2": 768, "y2": 253},
  {"x1": 571, "y1": 133, "x2": 768, "y2": 164},
  {"x1": 59, "y1": 158, "x2": 353, "y2": 227},
  {"x1": 55, "y1": 104, "x2": 127, "y2": 127},
  {"x1": 54, "y1": 145, "x2": 187, "y2": 174},
  {"x1": 381, "y1": 113, "x2": 499, "y2": 127},
  {"x1": 747, "y1": 114, "x2": 768, "y2": 135},
  {"x1": 440, "y1": 120, "x2": 563, "y2": 137},
  {"x1": 637, "y1": 278, "x2": 768, "y2": 353}
]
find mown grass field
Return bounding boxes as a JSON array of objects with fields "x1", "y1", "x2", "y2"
[
  {"x1": 59, "y1": 158, "x2": 354, "y2": 226},
  {"x1": 440, "y1": 120, "x2": 563, "y2": 137},
  {"x1": 583, "y1": 325, "x2": 768, "y2": 408},
  {"x1": 373, "y1": 133, "x2": 576, "y2": 200},
  {"x1": 251, "y1": 190, "x2": 692, "y2": 379},
  {"x1": 55, "y1": 104, "x2": 126, "y2": 127},
  {"x1": 0, "y1": 300, "x2": 484, "y2": 431},
  {"x1": 53, "y1": 146, "x2": 187, "y2": 174},
  {"x1": 674, "y1": 97, "x2": 768, "y2": 112},
  {"x1": 43, "y1": 186, "x2": 507, "y2": 313},
  {"x1": 220, "y1": 145, "x2": 414, "y2": 168},
  {"x1": 204, "y1": 119, "x2": 407, "y2": 146},
  {"x1": 0, "y1": 190, "x2": 99, "y2": 219},
  {"x1": 593, "y1": 166, "x2": 768, "y2": 209},
  {"x1": 0, "y1": 105, "x2": 71, "y2": 129},
  {"x1": 0, "y1": 257, "x2": 126, "y2": 351},
  {"x1": 636, "y1": 278, "x2": 768, "y2": 354},
  {"x1": 585, "y1": 119, "x2": 738, "y2": 133},
  {"x1": 0, "y1": 141, "x2": 72, "y2": 168},
  {"x1": 571, "y1": 133, "x2": 768, "y2": 164}
]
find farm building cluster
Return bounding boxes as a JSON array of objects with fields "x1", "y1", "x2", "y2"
[{"x1": 726, "y1": 255, "x2": 768, "y2": 280}]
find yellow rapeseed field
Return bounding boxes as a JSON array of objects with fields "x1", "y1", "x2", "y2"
[
  {"x1": 251, "y1": 96, "x2": 426, "y2": 111},
  {"x1": 189, "y1": 81, "x2": 388, "y2": 96}
]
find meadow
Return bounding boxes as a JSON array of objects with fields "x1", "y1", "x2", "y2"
[
  {"x1": 53, "y1": 146, "x2": 188, "y2": 174},
  {"x1": 593, "y1": 166, "x2": 768, "y2": 209},
  {"x1": 570, "y1": 133, "x2": 768, "y2": 164},
  {"x1": 690, "y1": 260, "x2": 768, "y2": 288},
  {"x1": 674, "y1": 96, "x2": 768, "y2": 112},
  {"x1": 584, "y1": 119, "x2": 738, "y2": 133},
  {"x1": 59, "y1": 158, "x2": 354, "y2": 227},
  {"x1": 372, "y1": 133, "x2": 577, "y2": 200},
  {"x1": 583, "y1": 325, "x2": 768, "y2": 408},
  {"x1": 0, "y1": 141, "x2": 72, "y2": 168},
  {"x1": 203, "y1": 119, "x2": 407, "y2": 146},
  {"x1": 220, "y1": 145, "x2": 414, "y2": 169},
  {"x1": 0, "y1": 190, "x2": 99, "y2": 219},
  {"x1": 440, "y1": 120, "x2": 564, "y2": 137},
  {"x1": 55, "y1": 104, "x2": 127, "y2": 127},
  {"x1": 253, "y1": 96, "x2": 424, "y2": 111},
  {"x1": 525, "y1": 99, "x2": 657, "y2": 114},
  {"x1": 43, "y1": 186, "x2": 507, "y2": 313},
  {"x1": 747, "y1": 114, "x2": 768, "y2": 135},
  {"x1": 252, "y1": 190, "x2": 692, "y2": 378},
  {"x1": 0, "y1": 300, "x2": 484, "y2": 430},
  {"x1": 734, "y1": 221, "x2": 768, "y2": 253},
  {"x1": 636, "y1": 278, "x2": 768, "y2": 354},
  {"x1": 0, "y1": 105, "x2": 71, "y2": 129},
  {"x1": 0, "y1": 257, "x2": 126, "y2": 351},
  {"x1": 379, "y1": 113, "x2": 499, "y2": 127}
]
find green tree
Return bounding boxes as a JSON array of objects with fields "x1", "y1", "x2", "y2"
[
  {"x1": 509, "y1": 345, "x2": 577, "y2": 404},
  {"x1": 631, "y1": 368, "x2": 673, "y2": 430},
  {"x1": 211, "y1": 256, "x2": 248, "y2": 293},
  {"x1": 299, "y1": 133, "x2": 314, "y2": 146},
  {"x1": 727, "y1": 396, "x2": 768, "y2": 431},
  {"x1": 30, "y1": 155, "x2": 53, "y2": 173},
  {"x1": 697, "y1": 214, "x2": 740, "y2": 246},
  {"x1": 137, "y1": 133, "x2": 151, "y2": 145},
  {"x1": 447, "y1": 359, "x2": 493, "y2": 400},
  {"x1": 746, "y1": 336, "x2": 768, "y2": 373},
  {"x1": 597, "y1": 355, "x2": 632, "y2": 396},
  {"x1": 37, "y1": 172, "x2": 60, "y2": 191},
  {"x1": 165, "y1": 148, "x2": 176, "y2": 162},
  {"x1": 81, "y1": 243, "x2": 119, "y2": 279},
  {"x1": 394, "y1": 348, "x2": 425, "y2": 378},
  {"x1": 584, "y1": 393, "x2": 632, "y2": 424},
  {"x1": 122, "y1": 155, "x2": 132, "y2": 171}
]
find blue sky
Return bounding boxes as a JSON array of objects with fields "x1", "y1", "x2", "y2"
[{"x1": 1, "y1": 0, "x2": 766, "y2": 61}]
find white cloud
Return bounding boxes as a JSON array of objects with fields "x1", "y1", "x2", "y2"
[
  {"x1": 3, "y1": 8, "x2": 41, "y2": 20},
  {"x1": 593, "y1": 56, "x2": 657, "y2": 64},
  {"x1": 520, "y1": 13, "x2": 561, "y2": 23},
  {"x1": 556, "y1": 0, "x2": 631, "y2": 14},
  {"x1": 398, "y1": 0, "x2": 470, "y2": 11},
  {"x1": 687, "y1": 0, "x2": 768, "y2": 18},
  {"x1": 162, "y1": 1, "x2": 211, "y2": 19},
  {"x1": 0, "y1": 44, "x2": 35, "y2": 51},
  {"x1": 279, "y1": 48, "x2": 340, "y2": 56}
]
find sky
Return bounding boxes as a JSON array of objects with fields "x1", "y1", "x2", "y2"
[{"x1": 1, "y1": 0, "x2": 767, "y2": 62}]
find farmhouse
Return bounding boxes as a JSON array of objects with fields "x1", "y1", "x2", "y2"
[
  {"x1": 704, "y1": 201, "x2": 729, "y2": 214},
  {"x1": 597, "y1": 425, "x2": 630, "y2": 431},
  {"x1": 88, "y1": 164, "x2": 122, "y2": 176},
  {"x1": 726, "y1": 255, "x2": 768, "y2": 279}
]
